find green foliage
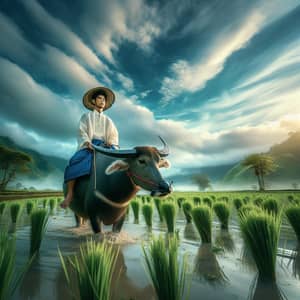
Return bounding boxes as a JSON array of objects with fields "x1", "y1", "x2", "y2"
[
  {"x1": 0, "y1": 202, "x2": 6, "y2": 215},
  {"x1": 142, "y1": 204, "x2": 153, "y2": 229},
  {"x1": 253, "y1": 197, "x2": 263, "y2": 207},
  {"x1": 177, "y1": 197, "x2": 185, "y2": 209},
  {"x1": 193, "y1": 197, "x2": 201, "y2": 206},
  {"x1": 10, "y1": 203, "x2": 22, "y2": 223},
  {"x1": 263, "y1": 199, "x2": 279, "y2": 215},
  {"x1": 239, "y1": 210, "x2": 281, "y2": 281},
  {"x1": 203, "y1": 197, "x2": 212, "y2": 207},
  {"x1": 213, "y1": 202, "x2": 231, "y2": 230},
  {"x1": 59, "y1": 239, "x2": 118, "y2": 300},
  {"x1": 49, "y1": 198, "x2": 57, "y2": 212},
  {"x1": 285, "y1": 206, "x2": 300, "y2": 241},
  {"x1": 30, "y1": 209, "x2": 49, "y2": 256},
  {"x1": 142, "y1": 235, "x2": 189, "y2": 300},
  {"x1": 154, "y1": 198, "x2": 164, "y2": 222},
  {"x1": 192, "y1": 205, "x2": 212, "y2": 243},
  {"x1": 42, "y1": 199, "x2": 48, "y2": 209},
  {"x1": 182, "y1": 201, "x2": 193, "y2": 223},
  {"x1": 233, "y1": 198, "x2": 243, "y2": 211},
  {"x1": 131, "y1": 200, "x2": 140, "y2": 223},
  {"x1": 26, "y1": 201, "x2": 35, "y2": 215},
  {"x1": 161, "y1": 202, "x2": 177, "y2": 233}
]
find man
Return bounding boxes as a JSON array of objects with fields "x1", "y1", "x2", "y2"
[{"x1": 60, "y1": 86, "x2": 119, "y2": 208}]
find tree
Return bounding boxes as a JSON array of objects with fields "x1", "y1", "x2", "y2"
[
  {"x1": 192, "y1": 174, "x2": 211, "y2": 191},
  {"x1": 0, "y1": 145, "x2": 32, "y2": 191},
  {"x1": 224, "y1": 153, "x2": 278, "y2": 191}
]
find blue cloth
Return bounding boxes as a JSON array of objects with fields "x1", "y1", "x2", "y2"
[{"x1": 64, "y1": 139, "x2": 116, "y2": 182}]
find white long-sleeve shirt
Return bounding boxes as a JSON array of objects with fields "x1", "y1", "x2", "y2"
[{"x1": 77, "y1": 110, "x2": 119, "y2": 150}]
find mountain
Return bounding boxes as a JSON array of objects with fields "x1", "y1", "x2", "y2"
[{"x1": 0, "y1": 136, "x2": 68, "y2": 189}]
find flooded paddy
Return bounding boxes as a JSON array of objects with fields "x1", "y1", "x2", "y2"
[{"x1": 1, "y1": 194, "x2": 300, "y2": 300}]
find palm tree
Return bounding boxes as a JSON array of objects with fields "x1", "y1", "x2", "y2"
[{"x1": 224, "y1": 154, "x2": 278, "y2": 191}]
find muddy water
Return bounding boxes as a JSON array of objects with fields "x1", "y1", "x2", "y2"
[{"x1": 1, "y1": 205, "x2": 300, "y2": 300}]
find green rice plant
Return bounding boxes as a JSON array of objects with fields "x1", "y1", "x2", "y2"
[
  {"x1": 239, "y1": 204, "x2": 261, "y2": 216},
  {"x1": 285, "y1": 206, "x2": 300, "y2": 241},
  {"x1": 142, "y1": 204, "x2": 153, "y2": 229},
  {"x1": 49, "y1": 198, "x2": 57, "y2": 213},
  {"x1": 239, "y1": 210, "x2": 281, "y2": 281},
  {"x1": 42, "y1": 198, "x2": 48, "y2": 209},
  {"x1": 161, "y1": 202, "x2": 177, "y2": 233},
  {"x1": 26, "y1": 201, "x2": 35, "y2": 215},
  {"x1": 177, "y1": 197, "x2": 185, "y2": 209},
  {"x1": 182, "y1": 201, "x2": 193, "y2": 223},
  {"x1": 142, "y1": 235, "x2": 189, "y2": 300},
  {"x1": 154, "y1": 198, "x2": 164, "y2": 222},
  {"x1": 0, "y1": 202, "x2": 6, "y2": 216},
  {"x1": 203, "y1": 197, "x2": 212, "y2": 208},
  {"x1": 233, "y1": 198, "x2": 243, "y2": 211},
  {"x1": 131, "y1": 200, "x2": 140, "y2": 223},
  {"x1": 10, "y1": 203, "x2": 22, "y2": 223},
  {"x1": 0, "y1": 231, "x2": 32, "y2": 300},
  {"x1": 263, "y1": 199, "x2": 279, "y2": 216},
  {"x1": 30, "y1": 209, "x2": 49, "y2": 256},
  {"x1": 193, "y1": 197, "x2": 201, "y2": 206},
  {"x1": 243, "y1": 196, "x2": 250, "y2": 204},
  {"x1": 192, "y1": 205, "x2": 212, "y2": 243},
  {"x1": 253, "y1": 197, "x2": 263, "y2": 207},
  {"x1": 59, "y1": 239, "x2": 119, "y2": 300},
  {"x1": 213, "y1": 202, "x2": 230, "y2": 230}
]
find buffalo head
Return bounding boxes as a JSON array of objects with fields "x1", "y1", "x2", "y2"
[{"x1": 93, "y1": 136, "x2": 173, "y2": 197}]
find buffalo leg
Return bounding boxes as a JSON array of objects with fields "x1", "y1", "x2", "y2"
[
  {"x1": 74, "y1": 214, "x2": 81, "y2": 227},
  {"x1": 90, "y1": 215, "x2": 103, "y2": 233},
  {"x1": 112, "y1": 214, "x2": 126, "y2": 233}
]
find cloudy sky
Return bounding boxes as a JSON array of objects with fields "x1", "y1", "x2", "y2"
[{"x1": 1, "y1": 0, "x2": 300, "y2": 186}]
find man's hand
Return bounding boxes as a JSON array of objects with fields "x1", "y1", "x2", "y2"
[{"x1": 84, "y1": 141, "x2": 94, "y2": 150}]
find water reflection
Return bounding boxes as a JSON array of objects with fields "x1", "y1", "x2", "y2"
[
  {"x1": 183, "y1": 223, "x2": 198, "y2": 241},
  {"x1": 241, "y1": 243, "x2": 257, "y2": 272},
  {"x1": 214, "y1": 229, "x2": 235, "y2": 253},
  {"x1": 248, "y1": 276, "x2": 285, "y2": 300},
  {"x1": 194, "y1": 243, "x2": 228, "y2": 285},
  {"x1": 288, "y1": 243, "x2": 300, "y2": 280}
]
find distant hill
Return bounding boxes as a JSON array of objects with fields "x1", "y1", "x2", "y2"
[
  {"x1": 0, "y1": 136, "x2": 67, "y2": 189},
  {"x1": 167, "y1": 131, "x2": 300, "y2": 189}
]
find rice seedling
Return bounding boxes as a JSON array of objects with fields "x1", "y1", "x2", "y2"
[
  {"x1": 49, "y1": 198, "x2": 57, "y2": 212},
  {"x1": 192, "y1": 205, "x2": 212, "y2": 243},
  {"x1": 161, "y1": 202, "x2": 177, "y2": 233},
  {"x1": 42, "y1": 198, "x2": 48, "y2": 209},
  {"x1": 10, "y1": 203, "x2": 22, "y2": 223},
  {"x1": 30, "y1": 209, "x2": 49, "y2": 256},
  {"x1": 239, "y1": 210, "x2": 281, "y2": 281},
  {"x1": 285, "y1": 206, "x2": 300, "y2": 241},
  {"x1": 177, "y1": 197, "x2": 185, "y2": 209},
  {"x1": 263, "y1": 199, "x2": 279, "y2": 215},
  {"x1": 154, "y1": 198, "x2": 164, "y2": 222},
  {"x1": 0, "y1": 230, "x2": 32, "y2": 300},
  {"x1": 59, "y1": 239, "x2": 119, "y2": 300},
  {"x1": 233, "y1": 198, "x2": 243, "y2": 211},
  {"x1": 213, "y1": 202, "x2": 230, "y2": 230},
  {"x1": 215, "y1": 230, "x2": 235, "y2": 253},
  {"x1": 253, "y1": 197, "x2": 263, "y2": 207},
  {"x1": 243, "y1": 196, "x2": 250, "y2": 204},
  {"x1": 142, "y1": 235, "x2": 189, "y2": 300},
  {"x1": 193, "y1": 197, "x2": 201, "y2": 206},
  {"x1": 239, "y1": 204, "x2": 261, "y2": 216},
  {"x1": 142, "y1": 203, "x2": 153, "y2": 229},
  {"x1": 182, "y1": 201, "x2": 193, "y2": 223},
  {"x1": 26, "y1": 201, "x2": 35, "y2": 215},
  {"x1": 203, "y1": 197, "x2": 212, "y2": 208},
  {"x1": 130, "y1": 200, "x2": 140, "y2": 223},
  {"x1": 0, "y1": 202, "x2": 6, "y2": 216}
]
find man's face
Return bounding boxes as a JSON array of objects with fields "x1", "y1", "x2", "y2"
[{"x1": 95, "y1": 95, "x2": 106, "y2": 110}]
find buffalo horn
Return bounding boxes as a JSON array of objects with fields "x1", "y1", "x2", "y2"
[
  {"x1": 93, "y1": 145, "x2": 138, "y2": 158},
  {"x1": 157, "y1": 136, "x2": 169, "y2": 157}
]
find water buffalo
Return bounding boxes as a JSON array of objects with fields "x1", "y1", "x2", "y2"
[{"x1": 64, "y1": 137, "x2": 172, "y2": 233}]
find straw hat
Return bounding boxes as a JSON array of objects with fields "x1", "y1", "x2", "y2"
[{"x1": 82, "y1": 87, "x2": 115, "y2": 111}]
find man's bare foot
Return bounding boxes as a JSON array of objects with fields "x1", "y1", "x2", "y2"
[{"x1": 60, "y1": 194, "x2": 73, "y2": 209}]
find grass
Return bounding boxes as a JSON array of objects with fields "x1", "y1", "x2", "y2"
[
  {"x1": 26, "y1": 201, "x2": 35, "y2": 215},
  {"x1": 182, "y1": 201, "x2": 193, "y2": 223},
  {"x1": 0, "y1": 202, "x2": 6, "y2": 216},
  {"x1": 161, "y1": 202, "x2": 177, "y2": 233},
  {"x1": 0, "y1": 231, "x2": 32, "y2": 300},
  {"x1": 10, "y1": 203, "x2": 22, "y2": 223},
  {"x1": 154, "y1": 198, "x2": 164, "y2": 222},
  {"x1": 142, "y1": 235, "x2": 189, "y2": 300},
  {"x1": 213, "y1": 202, "x2": 231, "y2": 230},
  {"x1": 192, "y1": 205, "x2": 212, "y2": 243},
  {"x1": 239, "y1": 209, "x2": 281, "y2": 281},
  {"x1": 285, "y1": 206, "x2": 300, "y2": 241},
  {"x1": 142, "y1": 204, "x2": 153, "y2": 229},
  {"x1": 59, "y1": 239, "x2": 119, "y2": 300},
  {"x1": 30, "y1": 209, "x2": 49, "y2": 256},
  {"x1": 130, "y1": 200, "x2": 140, "y2": 223}
]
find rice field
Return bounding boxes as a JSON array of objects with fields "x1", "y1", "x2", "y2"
[{"x1": 0, "y1": 191, "x2": 300, "y2": 300}]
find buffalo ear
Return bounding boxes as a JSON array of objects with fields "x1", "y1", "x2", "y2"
[
  {"x1": 158, "y1": 158, "x2": 171, "y2": 168},
  {"x1": 105, "y1": 160, "x2": 129, "y2": 175}
]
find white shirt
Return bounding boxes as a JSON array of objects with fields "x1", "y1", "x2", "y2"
[{"x1": 77, "y1": 110, "x2": 119, "y2": 150}]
